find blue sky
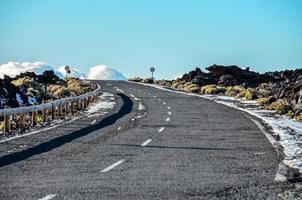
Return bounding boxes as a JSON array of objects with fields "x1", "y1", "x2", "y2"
[{"x1": 0, "y1": 0, "x2": 301, "y2": 79}]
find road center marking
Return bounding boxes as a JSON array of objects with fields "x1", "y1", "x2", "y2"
[
  {"x1": 167, "y1": 106, "x2": 170, "y2": 109},
  {"x1": 168, "y1": 111, "x2": 172, "y2": 115},
  {"x1": 153, "y1": 95, "x2": 157, "y2": 98},
  {"x1": 166, "y1": 117, "x2": 170, "y2": 122},
  {"x1": 163, "y1": 102, "x2": 166, "y2": 105},
  {"x1": 38, "y1": 194, "x2": 57, "y2": 200},
  {"x1": 101, "y1": 159, "x2": 125, "y2": 173},
  {"x1": 158, "y1": 127, "x2": 165, "y2": 132},
  {"x1": 141, "y1": 139, "x2": 152, "y2": 146}
]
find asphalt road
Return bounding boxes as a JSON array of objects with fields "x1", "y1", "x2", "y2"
[{"x1": 0, "y1": 81, "x2": 293, "y2": 199}]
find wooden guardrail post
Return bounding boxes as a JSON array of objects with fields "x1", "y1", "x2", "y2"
[
  {"x1": 19, "y1": 112, "x2": 26, "y2": 131},
  {"x1": 78, "y1": 100, "x2": 81, "y2": 110},
  {"x1": 59, "y1": 104, "x2": 63, "y2": 117},
  {"x1": 31, "y1": 107, "x2": 37, "y2": 127},
  {"x1": 71, "y1": 101, "x2": 75, "y2": 115},
  {"x1": 42, "y1": 100, "x2": 48, "y2": 123},
  {"x1": 42, "y1": 108, "x2": 48, "y2": 123},
  {"x1": 65, "y1": 102, "x2": 68, "y2": 116},
  {"x1": 4, "y1": 106, "x2": 10, "y2": 133},
  {"x1": 51, "y1": 105, "x2": 56, "y2": 121}
]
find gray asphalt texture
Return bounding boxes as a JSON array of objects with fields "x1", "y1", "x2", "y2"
[{"x1": 0, "y1": 81, "x2": 294, "y2": 199}]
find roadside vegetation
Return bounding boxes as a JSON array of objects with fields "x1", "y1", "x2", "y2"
[{"x1": 129, "y1": 65, "x2": 302, "y2": 121}]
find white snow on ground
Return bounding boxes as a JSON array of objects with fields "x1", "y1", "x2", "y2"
[
  {"x1": 138, "y1": 102, "x2": 145, "y2": 111},
  {"x1": 134, "y1": 82, "x2": 302, "y2": 173}
]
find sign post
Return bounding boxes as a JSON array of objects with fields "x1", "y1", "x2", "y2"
[
  {"x1": 150, "y1": 67, "x2": 155, "y2": 81},
  {"x1": 65, "y1": 66, "x2": 71, "y2": 78}
]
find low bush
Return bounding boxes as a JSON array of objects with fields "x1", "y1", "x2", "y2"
[
  {"x1": 0, "y1": 122, "x2": 4, "y2": 131},
  {"x1": 171, "y1": 81, "x2": 186, "y2": 89},
  {"x1": 200, "y1": 85, "x2": 226, "y2": 94},
  {"x1": 295, "y1": 114, "x2": 302, "y2": 121},
  {"x1": 266, "y1": 99, "x2": 291, "y2": 114},
  {"x1": 155, "y1": 80, "x2": 172, "y2": 87},
  {"x1": 183, "y1": 82, "x2": 200, "y2": 93},
  {"x1": 236, "y1": 88, "x2": 257, "y2": 100},
  {"x1": 128, "y1": 77, "x2": 143, "y2": 82},
  {"x1": 53, "y1": 87, "x2": 70, "y2": 98},
  {"x1": 225, "y1": 86, "x2": 245, "y2": 97},
  {"x1": 143, "y1": 78, "x2": 154, "y2": 84}
]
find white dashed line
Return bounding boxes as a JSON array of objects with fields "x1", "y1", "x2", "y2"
[
  {"x1": 167, "y1": 106, "x2": 171, "y2": 109},
  {"x1": 158, "y1": 127, "x2": 165, "y2": 132},
  {"x1": 91, "y1": 120, "x2": 96, "y2": 124},
  {"x1": 153, "y1": 96, "x2": 157, "y2": 98},
  {"x1": 168, "y1": 111, "x2": 172, "y2": 115},
  {"x1": 158, "y1": 98, "x2": 161, "y2": 101},
  {"x1": 163, "y1": 102, "x2": 166, "y2": 105},
  {"x1": 166, "y1": 117, "x2": 170, "y2": 122},
  {"x1": 117, "y1": 127, "x2": 122, "y2": 131},
  {"x1": 38, "y1": 194, "x2": 57, "y2": 200},
  {"x1": 141, "y1": 139, "x2": 152, "y2": 146},
  {"x1": 101, "y1": 159, "x2": 125, "y2": 173}
]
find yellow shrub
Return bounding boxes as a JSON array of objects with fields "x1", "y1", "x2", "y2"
[
  {"x1": 171, "y1": 81, "x2": 186, "y2": 89},
  {"x1": 155, "y1": 80, "x2": 172, "y2": 87},
  {"x1": 183, "y1": 83, "x2": 200, "y2": 93},
  {"x1": 128, "y1": 77, "x2": 143, "y2": 82},
  {"x1": 200, "y1": 85, "x2": 226, "y2": 94},
  {"x1": 11, "y1": 76, "x2": 34, "y2": 87},
  {"x1": 266, "y1": 99, "x2": 290, "y2": 114},
  {"x1": 225, "y1": 86, "x2": 245, "y2": 97},
  {"x1": 236, "y1": 88, "x2": 257, "y2": 100},
  {"x1": 0, "y1": 122, "x2": 4, "y2": 131},
  {"x1": 295, "y1": 114, "x2": 302, "y2": 121},
  {"x1": 53, "y1": 87, "x2": 70, "y2": 98}
]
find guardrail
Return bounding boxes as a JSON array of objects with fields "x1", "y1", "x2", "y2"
[{"x1": 0, "y1": 85, "x2": 102, "y2": 134}]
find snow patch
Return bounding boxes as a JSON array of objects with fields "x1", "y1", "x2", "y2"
[{"x1": 138, "y1": 102, "x2": 145, "y2": 111}]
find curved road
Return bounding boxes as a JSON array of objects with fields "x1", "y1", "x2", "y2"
[{"x1": 0, "y1": 81, "x2": 291, "y2": 199}]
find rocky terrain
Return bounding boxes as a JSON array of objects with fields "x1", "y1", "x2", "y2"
[
  {"x1": 130, "y1": 65, "x2": 302, "y2": 121},
  {"x1": 0, "y1": 70, "x2": 96, "y2": 109}
]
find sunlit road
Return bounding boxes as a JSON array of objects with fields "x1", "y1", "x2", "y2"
[{"x1": 0, "y1": 81, "x2": 291, "y2": 199}]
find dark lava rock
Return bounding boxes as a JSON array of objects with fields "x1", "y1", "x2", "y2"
[
  {"x1": 37, "y1": 70, "x2": 60, "y2": 85},
  {"x1": 0, "y1": 76, "x2": 20, "y2": 108},
  {"x1": 15, "y1": 71, "x2": 38, "y2": 80},
  {"x1": 206, "y1": 64, "x2": 275, "y2": 87},
  {"x1": 180, "y1": 67, "x2": 218, "y2": 86}
]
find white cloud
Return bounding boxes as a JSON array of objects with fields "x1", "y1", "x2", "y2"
[
  {"x1": 0, "y1": 61, "x2": 55, "y2": 79},
  {"x1": 84, "y1": 65, "x2": 126, "y2": 80},
  {"x1": 0, "y1": 62, "x2": 126, "y2": 81}
]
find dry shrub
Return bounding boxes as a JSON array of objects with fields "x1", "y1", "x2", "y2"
[
  {"x1": 11, "y1": 76, "x2": 34, "y2": 87},
  {"x1": 183, "y1": 83, "x2": 200, "y2": 93},
  {"x1": 171, "y1": 81, "x2": 186, "y2": 89},
  {"x1": 236, "y1": 88, "x2": 257, "y2": 100},
  {"x1": 200, "y1": 85, "x2": 226, "y2": 94},
  {"x1": 128, "y1": 77, "x2": 143, "y2": 82},
  {"x1": 266, "y1": 99, "x2": 291, "y2": 114},
  {"x1": 155, "y1": 80, "x2": 172, "y2": 87},
  {"x1": 225, "y1": 86, "x2": 245, "y2": 97},
  {"x1": 53, "y1": 87, "x2": 70, "y2": 98}
]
